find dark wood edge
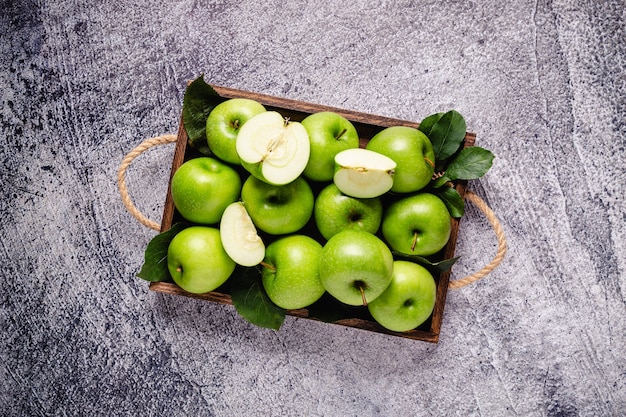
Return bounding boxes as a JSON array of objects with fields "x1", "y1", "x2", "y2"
[
  {"x1": 149, "y1": 281, "x2": 439, "y2": 343},
  {"x1": 151, "y1": 83, "x2": 475, "y2": 344},
  {"x1": 160, "y1": 115, "x2": 188, "y2": 232},
  {"x1": 212, "y1": 85, "x2": 423, "y2": 129},
  {"x1": 429, "y1": 134, "x2": 475, "y2": 336}
]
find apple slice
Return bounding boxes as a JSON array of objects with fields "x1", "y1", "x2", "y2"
[
  {"x1": 236, "y1": 111, "x2": 310, "y2": 185},
  {"x1": 219, "y1": 202, "x2": 265, "y2": 267},
  {"x1": 333, "y1": 148, "x2": 396, "y2": 198}
]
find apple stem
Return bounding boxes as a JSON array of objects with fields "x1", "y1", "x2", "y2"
[
  {"x1": 176, "y1": 267, "x2": 182, "y2": 273},
  {"x1": 260, "y1": 261, "x2": 276, "y2": 272},
  {"x1": 424, "y1": 157, "x2": 435, "y2": 168},
  {"x1": 335, "y1": 128, "x2": 347, "y2": 140},
  {"x1": 360, "y1": 285, "x2": 367, "y2": 307},
  {"x1": 411, "y1": 231, "x2": 418, "y2": 252}
]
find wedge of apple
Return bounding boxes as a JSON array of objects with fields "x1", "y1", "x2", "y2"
[
  {"x1": 333, "y1": 148, "x2": 396, "y2": 198},
  {"x1": 219, "y1": 202, "x2": 265, "y2": 267},
  {"x1": 236, "y1": 111, "x2": 310, "y2": 185}
]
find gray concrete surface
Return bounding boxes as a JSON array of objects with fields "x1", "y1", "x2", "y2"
[{"x1": 1, "y1": 0, "x2": 624, "y2": 416}]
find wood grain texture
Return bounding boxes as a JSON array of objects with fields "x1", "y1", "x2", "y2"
[{"x1": 1, "y1": 0, "x2": 624, "y2": 416}]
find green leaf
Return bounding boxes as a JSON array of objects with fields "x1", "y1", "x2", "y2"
[
  {"x1": 445, "y1": 146, "x2": 494, "y2": 181},
  {"x1": 230, "y1": 266, "x2": 286, "y2": 330},
  {"x1": 392, "y1": 251, "x2": 460, "y2": 274},
  {"x1": 428, "y1": 110, "x2": 467, "y2": 163},
  {"x1": 429, "y1": 256, "x2": 461, "y2": 274},
  {"x1": 433, "y1": 186, "x2": 465, "y2": 218},
  {"x1": 418, "y1": 112, "x2": 444, "y2": 137},
  {"x1": 182, "y1": 75, "x2": 224, "y2": 155},
  {"x1": 431, "y1": 175, "x2": 451, "y2": 188},
  {"x1": 137, "y1": 223, "x2": 188, "y2": 282}
]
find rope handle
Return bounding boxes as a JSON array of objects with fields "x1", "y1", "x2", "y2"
[
  {"x1": 117, "y1": 134, "x2": 178, "y2": 231},
  {"x1": 447, "y1": 190, "x2": 507, "y2": 289},
  {"x1": 117, "y1": 135, "x2": 507, "y2": 289}
]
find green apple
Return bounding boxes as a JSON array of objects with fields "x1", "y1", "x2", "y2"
[
  {"x1": 167, "y1": 226, "x2": 235, "y2": 294},
  {"x1": 219, "y1": 202, "x2": 265, "y2": 267},
  {"x1": 319, "y1": 229, "x2": 394, "y2": 306},
  {"x1": 366, "y1": 126, "x2": 435, "y2": 193},
  {"x1": 314, "y1": 183, "x2": 383, "y2": 240},
  {"x1": 333, "y1": 148, "x2": 396, "y2": 198},
  {"x1": 301, "y1": 111, "x2": 360, "y2": 182},
  {"x1": 382, "y1": 193, "x2": 451, "y2": 256},
  {"x1": 206, "y1": 98, "x2": 267, "y2": 164},
  {"x1": 236, "y1": 111, "x2": 310, "y2": 185},
  {"x1": 171, "y1": 157, "x2": 242, "y2": 225},
  {"x1": 240, "y1": 175, "x2": 314, "y2": 235},
  {"x1": 368, "y1": 260, "x2": 437, "y2": 332},
  {"x1": 261, "y1": 235, "x2": 325, "y2": 310}
]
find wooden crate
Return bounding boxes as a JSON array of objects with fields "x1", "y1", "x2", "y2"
[{"x1": 149, "y1": 85, "x2": 475, "y2": 343}]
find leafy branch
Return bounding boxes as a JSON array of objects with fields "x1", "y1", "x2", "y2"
[
  {"x1": 182, "y1": 75, "x2": 224, "y2": 155},
  {"x1": 419, "y1": 110, "x2": 494, "y2": 218}
]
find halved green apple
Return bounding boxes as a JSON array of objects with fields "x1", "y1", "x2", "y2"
[
  {"x1": 219, "y1": 202, "x2": 265, "y2": 267},
  {"x1": 333, "y1": 148, "x2": 396, "y2": 198},
  {"x1": 236, "y1": 111, "x2": 310, "y2": 185}
]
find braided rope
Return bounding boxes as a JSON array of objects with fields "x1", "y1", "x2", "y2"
[
  {"x1": 117, "y1": 135, "x2": 507, "y2": 287},
  {"x1": 448, "y1": 190, "x2": 507, "y2": 289},
  {"x1": 117, "y1": 134, "x2": 178, "y2": 231}
]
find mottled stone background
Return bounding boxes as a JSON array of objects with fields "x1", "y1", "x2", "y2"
[{"x1": 1, "y1": 0, "x2": 624, "y2": 416}]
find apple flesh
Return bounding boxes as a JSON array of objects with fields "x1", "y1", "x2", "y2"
[
  {"x1": 368, "y1": 260, "x2": 437, "y2": 332},
  {"x1": 333, "y1": 148, "x2": 396, "y2": 198},
  {"x1": 236, "y1": 111, "x2": 310, "y2": 185},
  {"x1": 314, "y1": 183, "x2": 383, "y2": 240},
  {"x1": 167, "y1": 226, "x2": 235, "y2": 294},
  {"x1": 301, "y1": 111, "x2": 360, "y2": 182},
  {"x1": 319, "y1": 229, "x2": 394, "y2": 306},
  {"x1": 241, "y1": 175, "x2": 314, "y2": 235},
  {"x1": 366, "y1": 126, "x2": 435, "y2": 193},
  {"x1": 261, "y1": 235, "x2": 325, "y2": 310},
  {"x1": 206, "y1": 98, "x2": 266, "y2": 165},
  {"x1": 382, "y1": 193, "x2": 451, "y2": 256},
  {"x1": 219, "y1": 202, "x2": 265, "y2": 267},
  {"x1": 171, "y1": 157, "x2": 242, "y2": 225}
]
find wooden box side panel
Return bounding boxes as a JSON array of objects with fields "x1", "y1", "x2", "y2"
[{"x1": 150, "y1": 84, "x2": 475, "y2": 343}]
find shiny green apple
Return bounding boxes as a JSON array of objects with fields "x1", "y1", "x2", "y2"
[
  {"x1": 206, "y1": 98, "x2": 266, "y2": 165},
  {"x1": 240, "y1": 175, "x2": 314, "y2": 235},
  {"x1": 171, "y1": 157, "x2": 242, "y2": 225},
  {"x1": 366, "y1": 126, "x2": 435, "y2": 193},
  {"x1": 301, "y1": 111, "x2": 360, "y2": 182},
  {"x1": 319, "y1": 229, "x2": 394, "y2": 306},
  {"x1": 261, "y1": 235, "x2": 325, "y2": 310},
  {"x1": 382, "y1": 193, "x2": 451, "y2": 256},
  {"x1": 368, "y1": 260, "x2": 437, "y2": 332},
  {"x1": 167, "y1": 226, "x2": 235, "y2": 294},
  {"x1": 314, "y1": 183, "x2": 382, "y2": 240}
]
